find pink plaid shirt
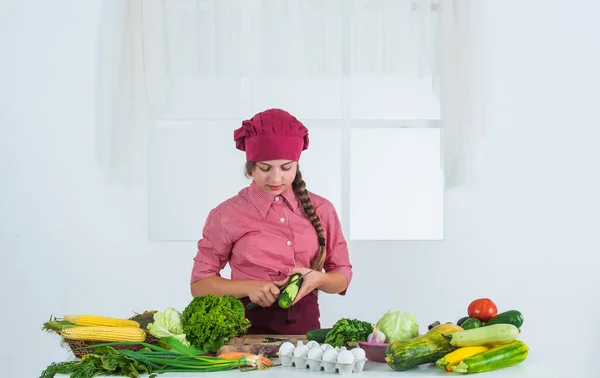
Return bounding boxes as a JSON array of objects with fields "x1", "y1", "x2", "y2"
[{"x1": 191, "y1": 181, "x2": 353, "y2": 295}]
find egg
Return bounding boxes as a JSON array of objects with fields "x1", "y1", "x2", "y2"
[
  {"x1": 294, "y1": 344, "x2": 309, "y2": 358},
  {"x1": 305, "y1": 340, "x2": 320, "y2": 350},
  {"x1": 322, "y1": 348, "x2": 339, "y2": 363},
  {"x1": 351, "y1": 347, "x2": 366, "y2": 360},
  {"x1": 337, "y1": 349, "x2": 355, "y2": 364},
  {"x1": 278, "y1": 341, "x2": 295, "y2": 356},
  {"x1": 321, "y1": 343, "x2": 333, "y2": 352},
  {"x1": 307, "y1": 346, "x2": 324, "y2": 360}
]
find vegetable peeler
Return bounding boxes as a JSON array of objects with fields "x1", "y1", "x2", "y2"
[{"x1": 246, "y1": 268, "x2": 316, "y2": 310}]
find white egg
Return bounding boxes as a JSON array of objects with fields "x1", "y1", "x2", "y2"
[
  {"x1": 322, "y1": 348, "x2": 339, "y2": 363},
  {"x1": 294, "y1": 344, "x2": 310, "y2": 358},
  {"x1": 279, "y1": 341, "x2": 295, "y2": 356},
  {"x1": 337, "y1": 350, "x2": 355, "y2": 364},
  {"x1": 321, "y1": 343, "x2": 333, "y2": 352},
  {"x1": 296, "y1": 340, "x2": 305, "y2": 348},
  {"x1": 307, "y1": 346, "x2": 324, "y2": 360},
  {"x1": 351, "y1": 347, "x2": 366, "y2": 360},
  {"x1": 305, "y1": 340, "x2": 320, "y2": 350}
]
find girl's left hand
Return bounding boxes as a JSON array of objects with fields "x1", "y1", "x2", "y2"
[{"x1": 287, "y1": 267, "x2": 325, "y2": 305}]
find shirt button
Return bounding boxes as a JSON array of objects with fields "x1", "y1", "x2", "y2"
[
  {"x1": 286, "y1": 240, "x2": 292, "y2": 246},
  {"x1": 275, "y1": 196, "x2": 280, "y2": 201},
  {"x1": 280, "y1": 217, "x2": 285, "y2": 223}
]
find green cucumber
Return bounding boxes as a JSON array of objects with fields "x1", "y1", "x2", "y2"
[
  {"x1": 485, "y1": 310, "x2": 524, "y2": 328},
  {"x1": 442, "y1": 324, "x2": 519, "y2": 347},
  {"x1": 457, "y1": 316, "x2": 469, "y2": 326},
  {"x1": 451, "y1": 340, "x2": 528, "y2": 374},
  {"x1": 277, "y1": 273, "x2": 303, "y2": 309},
  {"x1": 461, "y1": 318, "x2": 484, "y2": 330},
  {"x1": 306, "y1": 328, "x2": 333, "y2": 343}
]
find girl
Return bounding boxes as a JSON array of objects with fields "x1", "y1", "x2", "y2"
[{"x1": 190, "y1": 108, "x2": 353, "y2": 334}]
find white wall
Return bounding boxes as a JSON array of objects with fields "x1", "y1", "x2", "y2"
[{"x1": 1, "y1": 1, "x2": 599, "y2": 377}]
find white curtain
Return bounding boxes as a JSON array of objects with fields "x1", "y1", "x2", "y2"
[
  {"x1": 435, "y1": 0, "x2": 488, "y2": 187},
  {"x1": 162, "y1": 0, "x2": 438, "y2": 77},
  {"x1": 96, "y1": 0, "x2": 486, "y2": 187},
  {"x1": 96, "y1": 0, "x2": 167, "y2": 186}
]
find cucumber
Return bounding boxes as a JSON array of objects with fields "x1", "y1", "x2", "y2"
[
  {"x1": 306, "y1": 328, "x2": 333, "y2": 343},
  {"x1": 485, "y1": 310, "x2": 524, "y2": 328},
  {"x1": 457, "y1": 316, "x2": 469, "y2": 326},
  {"x1": 461, "y1": 318, "x2": 484, "y2": 330},
  {"x1": 451, "y1": 340, "x2": 528, "y2": 374},
  {"x1": 442, "y1": 324, "x2": 519, "y2": 347},
  {"x1": 277, "y1": 273, "x2": 303, "y2": 309}
]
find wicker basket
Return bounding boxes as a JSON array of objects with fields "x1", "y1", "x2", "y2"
[{"x1": 63, "y1": 332, "x2": 161, "y2": 358}]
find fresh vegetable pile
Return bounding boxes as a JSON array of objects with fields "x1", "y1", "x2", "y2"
[
  {"x1": 304, "y1": 298, "x2": 528, "y2": 375},
  {"x1": 40, "y1": 294, "x2": 268, "y2": 377}
]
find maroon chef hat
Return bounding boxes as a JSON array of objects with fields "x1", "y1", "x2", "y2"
[{"x1": 234, "y1": 108, "x2": 309, "y2": 162}]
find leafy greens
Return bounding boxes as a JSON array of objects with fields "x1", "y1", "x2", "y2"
[{"x1": 181, "y1": 294, "x2": 251, "y2": 353}]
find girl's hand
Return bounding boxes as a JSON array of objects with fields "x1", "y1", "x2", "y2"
[
  {"x1": 246, "y1": 278, "x2": 289, "y2": 307},
  {"x1": 288, "y1": 267, "x2": 325, "y2": 305}
]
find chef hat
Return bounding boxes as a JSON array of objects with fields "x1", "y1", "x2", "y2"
[{"x1": 234, "y1": 108, "x2": 310, "y2": 162}]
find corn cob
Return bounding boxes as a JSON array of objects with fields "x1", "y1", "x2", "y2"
[
  {"x1": 59, "y1": 326, "x2": 147, "y2": 342},
  {"x1": 63, "y1": 315, "x2": 140, "y2": 328},
  {"x1": 436, "y1": 346, "x2": 490, "y2": 371}
]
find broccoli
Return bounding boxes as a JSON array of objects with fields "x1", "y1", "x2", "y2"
[{"x1": 181, "y1": 294, "x2": 251, "y2": 353}]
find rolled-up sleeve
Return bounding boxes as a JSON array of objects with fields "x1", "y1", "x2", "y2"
[
  {"x1": 321, "y1": 205, "x2": 353, "y2": 295},
  {"x1": 190, "y1": 208, "x2": 232, "y2": 284}
]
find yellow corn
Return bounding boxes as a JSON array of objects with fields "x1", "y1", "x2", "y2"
[
  {"x1": 436, "y1": 346, "x2": 490, "y2": 371},
  {"x1": 64, "y1": 315, "x2": 140, "y2": 328},
  {"x1": 59, "y1": 326, "x2": 147, "y2": 342}
]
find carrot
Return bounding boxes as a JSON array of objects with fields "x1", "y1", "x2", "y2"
[{"x1": 217, "y1": 352, "x2": 273, "y2": 368}]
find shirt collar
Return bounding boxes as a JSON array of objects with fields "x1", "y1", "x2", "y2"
[{"x1": 248, "y1": 181, "x2": 300, "y2": 219}]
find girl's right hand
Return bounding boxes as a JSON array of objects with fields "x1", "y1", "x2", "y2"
[{"x1": 246, "y1": 278, "x2": 289, "y2": 307}]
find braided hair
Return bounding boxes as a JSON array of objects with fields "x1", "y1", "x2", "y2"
[{"x1": 245, "y1": 162, "x2": 327, "y2": 271}]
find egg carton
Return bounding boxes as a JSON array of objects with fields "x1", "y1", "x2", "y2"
[{"x1": 277, "y1": 340, "x2": 367, "y2": 375}]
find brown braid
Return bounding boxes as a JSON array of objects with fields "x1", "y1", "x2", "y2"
[{"x1": 245, "y1": 161, "x2": 327, "y2": 271}]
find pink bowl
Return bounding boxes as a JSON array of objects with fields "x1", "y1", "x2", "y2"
[{"x1": 356, "y1": 341, "x2": 389, "y2": 363}]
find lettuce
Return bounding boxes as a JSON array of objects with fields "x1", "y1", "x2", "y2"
[
  {"x1": 147, "y1": 307, "x2": 190, "y2": 346},
  {"x1": 375, "y1": 310, "x2": 419, "y2": 344}
]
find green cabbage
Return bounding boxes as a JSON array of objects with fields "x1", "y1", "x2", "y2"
[
  {"x1": 375, "y1": 310, "x2": 419, "y2": 343},
  {"x1": 147, "y1": 307, "x2": 190, "y2": 346}
]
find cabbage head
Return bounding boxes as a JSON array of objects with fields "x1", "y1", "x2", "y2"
[
  {"x1": 147, "y1": 307, "x2": 190, "y2": 346},
  {"x1": 375, "y1": 310, "x2": 419, "y2": 344}
]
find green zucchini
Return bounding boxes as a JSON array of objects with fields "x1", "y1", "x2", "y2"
[
  {"x1": 451, "y1": 340, "x2": 528, "y2": 374},
  {"x1": 277, "y1": 273, "x2": 303, "y2": 309},
  {"x1": 385, "y1": 323, "x2": 463, "y2": 371},
  {"x1": 442, "y1": 324, "x2": 519, "y2": 347},
  {"x1": 485, "y1": 310, "x2": 524, "y2": 328},
  {"x1": 461, "y1": 318, "x2": 484, "y2": 330},
  {"x1": 306, "y1": 328, "x2": 333, "y2": 343}
]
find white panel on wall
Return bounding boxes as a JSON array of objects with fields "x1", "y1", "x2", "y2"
[
  {"x1": 148, "y1": 121, "x2": 250, "y2": 241},
  {"x1": 349, "y1": 127, "x2": 444, "y2": 240},
  {"x1": 248, "y1": 78, "x2": 342, "y2": 119},
  {"x1": 162, "y1": 77, "x2": 243, "y2": 120},
  {"x1": 296, "y1": 124, "x2": 343, "y2": 222},
  {"x1": 346, "y1": 77, "x2": 440, "y2": 120}
]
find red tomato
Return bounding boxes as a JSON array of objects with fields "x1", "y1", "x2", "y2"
[{"x1": 467, "y1": 298, "x2": 498, "y2": 322}]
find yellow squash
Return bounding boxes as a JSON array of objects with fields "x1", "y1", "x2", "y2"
[{"x1": 436, "y1": 346, "x2": 490, "y2": 371}]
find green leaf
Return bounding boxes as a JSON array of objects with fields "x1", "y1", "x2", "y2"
[{"x1": 165, "y1": 337, "x2": 205, "y2": 356}]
